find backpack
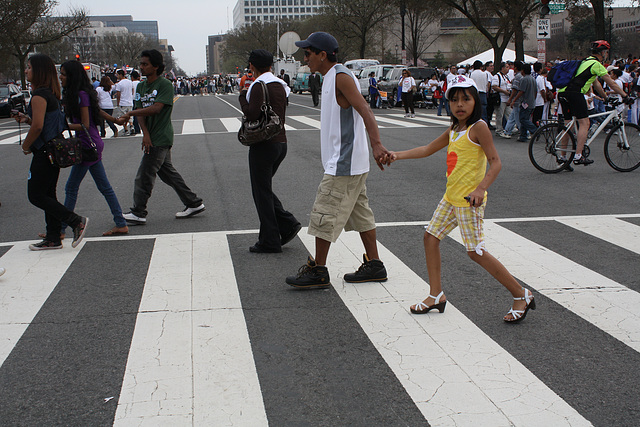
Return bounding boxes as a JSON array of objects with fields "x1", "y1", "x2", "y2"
[{"x1": 547, "y1": 60, "x2": 582, "y2": 89}]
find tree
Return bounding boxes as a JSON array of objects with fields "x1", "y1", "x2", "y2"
[
  {"x1": 451, "y1": 28, "x2": 491, "y2": 60},
  {"x1": 391, "y1": 0, "x2": 448, "y2": 66},
  {"x1": 320, "y1": 0, "x2": 395, "y2": 59},
  {"x1": 436, "y1": 0, "x2": 538, "y2": 66},
  {"x1": 103, "y1": 32, "x2": 150, "y2": 68},
  {"x1": 0, "y1": 0, "x2": 88, "y2": 89}
]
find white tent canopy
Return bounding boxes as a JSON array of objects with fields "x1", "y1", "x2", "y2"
[{"x1": 457, "y1": 48, "x2": 538, "y2": 66}]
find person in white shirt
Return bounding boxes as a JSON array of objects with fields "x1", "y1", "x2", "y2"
[
  {"x1": 470, "y1": 60, "x2": 488, "y2": 122},
  {"x1": 96, "y1": 76, "x2": 118, "y2": 138},
  {"x1": 445, "y1": 65, "x2": 458, "y2": 115},
  {"x1": 114, "y1": 69, "x2": 134, "y2": 136},
  {"x1": 399, "y1": 69, "x2": 417, "y2": 118},
  {"x1": 492, "y1": 62, "x2": 512, "y2": 136},
  {"x1": 484, "y1": 61, "x2": 496, "y2": 129},
  {"x1": 130, "y1": 70, "x2": 142, "y2": 135},
  {"x1": 532, "y1": 63, "x2": 547, "y2": 125}
]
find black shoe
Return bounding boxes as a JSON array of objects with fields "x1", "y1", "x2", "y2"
[
  {"x1": 249, "y1": 244, "x2": 282, "y2": 253},
  {"x1": 564, "y1": 164, "x2": 574, "y2": 172},
  {"x1": 29, "y1": 239, "x2": 63, "y2": 251},
  {"x1": 573, "y1": 156, "x2": 594, "y2": 165},
  {"x1": 72, "y1": 217, "x2": 89, "y2": 248},
  {"x1": 286, "y1": 256, "x2": 331, "y2": 289},
  {"x1": 343, "y1": 254, "x2": 388, "y2": 283},
  {"x1": 281, "y1": 223, "x2": 302, "y2": 246}
]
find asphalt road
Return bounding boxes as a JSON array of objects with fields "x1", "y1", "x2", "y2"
[{"x1": 0, "y1": 91, "x2": 638, "y2": 426}]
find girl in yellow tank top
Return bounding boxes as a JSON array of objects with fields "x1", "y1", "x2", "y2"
[{"x1": 386, "y1": 75, "x2": 537, "y2": 323}]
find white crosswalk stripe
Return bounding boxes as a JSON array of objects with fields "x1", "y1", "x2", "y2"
[{"x1": 2, "y1": 214, "x2": 639, "y2": 425}]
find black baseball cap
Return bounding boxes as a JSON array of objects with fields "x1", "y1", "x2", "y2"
[
  {"x1": 295, "y1": 32, "x2": 339, "y2": 55},
  {"x1": 248, "y1": 49, "x2": 273, "y2": 69}
]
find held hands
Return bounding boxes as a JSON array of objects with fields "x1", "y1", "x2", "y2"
[
  {"x1": 115, "y1": 114, "x2": 130, "y2": 126},
  {"x1": 13, "y1": 111, "x2": 29, "y2": 124},
  {"x1": 372, "y1": 143, "x2": 392, "y2": 170}
]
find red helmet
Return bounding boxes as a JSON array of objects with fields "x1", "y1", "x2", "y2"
[{"x1": 591, "y1": 40, "x2": 611, "y2": 52}]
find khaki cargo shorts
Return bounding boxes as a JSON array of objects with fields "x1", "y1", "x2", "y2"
[{"x1": 308, "y1": 173, "x2": 376, "y2": 243}]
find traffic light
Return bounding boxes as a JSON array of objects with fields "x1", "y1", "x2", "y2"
[
  {"x1": 540, "y1": 0, "x2": 550, "y2": 17},
  {"x1": 75, "y1": 54, "x2": 80, "y2": 61}
]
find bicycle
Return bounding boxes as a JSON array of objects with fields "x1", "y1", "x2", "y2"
[{"x1": 528, "y1": 98, "x2": 640, "y2": 173}]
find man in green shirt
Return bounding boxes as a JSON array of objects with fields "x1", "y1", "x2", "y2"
[
  {"x1": 121, "y1": 49, "x2": 204, "y2": 224},
  {"x1": 558, "y1": 40, "x2": 629, "y2": 165}
]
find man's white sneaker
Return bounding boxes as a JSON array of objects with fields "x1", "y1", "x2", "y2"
[
  {"x1": 123, "y1": 212, "x2": 147, "y2": 225},
  {"x1": 175, "y1": 203, "x2": 205, "y2": 218},
  {"x1": 410, "y1": 113, "x2": 415, "y2": 118},
  {"x1": 0, "y1": 267, "x2": 5, "y2": 277}
]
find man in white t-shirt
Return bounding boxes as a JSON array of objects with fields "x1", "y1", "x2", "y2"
[
  {"x1": 130, "y1": 70, "x2": 142, "y2": 135},
  {"x1": 492, "y1": 62, "x2": 512, "y2": 136},
  {"x1": 286, "y1": 31, "x2": 391, "y2": 289},
  {"x1": 532, "y1": 63, "x2": 547, "y2": 125},
  {"x1": 470, "y1": 60, "x2": 488, "y2": 123},
  {"x1": 484, "y1": 61, "x2": 496, "y2": 129},
  {"x1": 445, "y1": 65, "x2": 458, "y2": 115},
  {"x1": 114, "y1": 69, "x2": 134, "y2": 136}
]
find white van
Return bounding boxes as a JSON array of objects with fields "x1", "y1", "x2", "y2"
[
  {"x1": 344, "y1": 59, "x2": 380, "y2": 71},
  {"x1": 357, "y1": 64, "x2": 403, "y2": 99}
]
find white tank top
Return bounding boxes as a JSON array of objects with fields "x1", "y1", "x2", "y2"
[{"x1": 320, "y1": 64, "x2": 370, "y2": 176}]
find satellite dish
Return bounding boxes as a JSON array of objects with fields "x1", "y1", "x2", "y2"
[{"x1": 279, "y1": 31, "x2": 300, "y2": 57}]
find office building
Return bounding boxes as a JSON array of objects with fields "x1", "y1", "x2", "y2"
[{"x1": 232, "y1": 0, "x2": 324, "y2": 28}]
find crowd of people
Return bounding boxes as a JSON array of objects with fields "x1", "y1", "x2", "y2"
[{"x1": 397, "y1": 50, "x2": 638, "y2": 158}]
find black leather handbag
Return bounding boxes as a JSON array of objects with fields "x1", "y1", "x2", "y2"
[{"x1": 238, "y1": 81, "x2": 283, "y2": 146}]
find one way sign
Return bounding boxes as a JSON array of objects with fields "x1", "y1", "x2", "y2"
[{"x1": 537, "y1": 19, "x2": 551, "y2": 39}]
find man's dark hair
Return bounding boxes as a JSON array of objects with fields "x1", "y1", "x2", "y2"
[
  {"x1": 141, "y1": 49, "x2": 165, "y2": 75},
  {"x1": 117, "y1": 69, "x2": 125, "y2": 76},
  {"x1": 473, "y1": 60, "x2": 483, "y2": 70},
  {"x1": 533, "y1": 62, "x2": 543, "y2": 73},
  {"x1": 514, "y1": 60, "x2": 524, "y2": 72},
  {"x1": 522, "y1": 63, "x2": 532, "y2": 75},
  {"x1": 131, "y1": 70, "x2": 140, "y2": 80},
  {"x1": 308, "y1": 46, "x2": 338, "y2": 63},
  {"x1": 499, "y1": 61, "x2": 506, "y2": 69},
  {"x1": 484, "y1": 61, "x2": 493, "y2": 68}
]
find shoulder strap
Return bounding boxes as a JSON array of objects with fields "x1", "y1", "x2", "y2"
[{"x1": 259, "y1": 81, "x2": 270, "y2": 107}]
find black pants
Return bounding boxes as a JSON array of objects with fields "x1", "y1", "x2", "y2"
[
  {"x1": 402, "y1": 92, "x2": 414, "y2": 114},
  {"x1": 369, "y1": 92, "x2": 378, "y2": 109},
  {"x1": 131, "y1": 146, "x2": 202, "y2": 218},
  {"x1": 28, "y1": 149, "x2": 81, "y2": 243},
  {"x1": 311, "y1": 88, "x2": 319, "y2": 106},
  {"x1": 248, "y1": 142, "x2": 299, "y2": 251}
]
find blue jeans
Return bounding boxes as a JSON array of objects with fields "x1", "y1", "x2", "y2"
[
  {"x1": 478, "y1": 92, "x2": 488, "y2": 123},
  {"x1": 62, "y1": 160, "x2": 126, "y2": 232},
  {"x1": 518, "y1": 106, "x2": 537, "y2": 141},
  {"x1": 504, "y1": 104, "x2": 521, "y2": 135},
  {"x1": 437, "y1": 98, "x2": 445, "y2": 116}
]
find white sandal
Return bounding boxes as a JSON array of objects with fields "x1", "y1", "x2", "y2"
[
  {"x1": 504, "y1": 289, "x2": 536, "y2": 323},
  {"x1": 410, "y1": 291, "x2": 447, "y2": 314}
]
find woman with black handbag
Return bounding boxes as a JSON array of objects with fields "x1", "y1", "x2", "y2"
[
  {"x1": 13, "y1": 54, "x2": 88, "y2": 250},
  {"x1": 58, "y1": 60, "x2": 128, "y2": 237},
  {"x1": 238, "y1": 49, "x2": 301, "y2": 253}
]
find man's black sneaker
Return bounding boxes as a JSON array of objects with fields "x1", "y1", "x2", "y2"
[
  {"x1": 72, "y1": 216, "x2": 89, "y2": 248},
  {"x1": 29, "y1": 239, "x2": 63, "y2": 251},
  {"x1": 573, "y1": 156, "x2": 594, "y2": 165},
  {"x1": 286, "y1": 256, "x2": 331, "y2": 289},
  {"x1": 344, "y1": 254, "x2": 388, "y2": 283}
]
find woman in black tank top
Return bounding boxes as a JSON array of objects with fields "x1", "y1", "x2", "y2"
[{"x1": 13, "y1": 54, "x2": 88, "y2": 250}]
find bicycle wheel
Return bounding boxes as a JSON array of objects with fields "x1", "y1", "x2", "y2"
[
  {"x1": 604, "y1": 122, "x2": 640, "y2": 172},
  {"x1": 528, "y1": 123, "x2": 576, "y2": 173}
]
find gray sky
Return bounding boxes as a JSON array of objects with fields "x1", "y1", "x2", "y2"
[{"x1": 56, "y1": 0, "x2": 237, "y2": 75}]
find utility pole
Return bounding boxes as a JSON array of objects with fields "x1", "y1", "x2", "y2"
[{"x1": 400, "y1": 2, "x2": 406, "y2": 65}]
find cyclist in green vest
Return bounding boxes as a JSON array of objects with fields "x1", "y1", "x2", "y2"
[{"x1": 558, "y1": 40, "x2": 629, "y2": 166}]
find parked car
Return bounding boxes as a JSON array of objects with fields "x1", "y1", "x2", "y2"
[
  {"x1": 0, "y1": 84, "x2": 27, "y2": 117},
  {"x1": 357, "y1": 64, "x2": 403, "y2": 99},
  {"x1": 378, "y1": 67, "x2": 437, "y2": 108}
]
